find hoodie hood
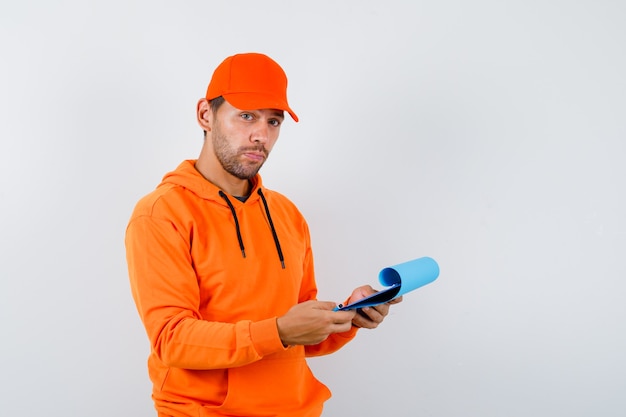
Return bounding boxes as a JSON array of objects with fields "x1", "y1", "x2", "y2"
[
  {"x1": 159, "y1": 159, "x2": 264, "y2": 205},
  {"x1": 157, "y1": 159, "x2": 284, "y2": 268}
]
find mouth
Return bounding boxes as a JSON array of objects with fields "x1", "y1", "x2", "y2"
[
  {"x1": 242, "y1": 151, "x2": 266, "y2": 162},
  {"x1": 241, "y1": 147, "x2": 267, "y2": 162}
]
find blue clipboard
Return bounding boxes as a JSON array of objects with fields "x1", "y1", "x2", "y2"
[{"x1": 334, "y1": 256, "x2": 439, "y2": 311}]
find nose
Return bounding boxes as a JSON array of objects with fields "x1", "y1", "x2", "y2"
[{"x1": 250, "y1": 122, "x2": 269, "y2": 144}]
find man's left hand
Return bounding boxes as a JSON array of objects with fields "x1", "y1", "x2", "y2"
[{"x1": 347, "y1": 285, "x2": 402, "y2": 329}]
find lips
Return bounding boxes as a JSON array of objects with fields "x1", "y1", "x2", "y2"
[
  {"x1": 240, "y1": 146, "x2": 267, "y2": 162},
  {"x1": 242, "y1": 151, "x2": 265, "y2": 162}
]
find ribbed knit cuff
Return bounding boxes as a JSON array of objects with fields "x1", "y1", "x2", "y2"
[{"x1": 250, "y1": 317, "x2": 287, "y2": 356}]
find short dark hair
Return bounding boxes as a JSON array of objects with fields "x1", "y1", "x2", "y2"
[{"x1": 210, "y1": 96, "x2": 225, "y2": 113}]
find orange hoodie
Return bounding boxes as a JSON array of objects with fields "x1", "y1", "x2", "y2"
[{"x1": 125, "y1": 160, "x2": 357, "y2": 417}]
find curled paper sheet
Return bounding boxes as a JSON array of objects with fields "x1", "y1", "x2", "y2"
[{"x1": 335, "y1": 257, "x2": 439, "y2": 311}]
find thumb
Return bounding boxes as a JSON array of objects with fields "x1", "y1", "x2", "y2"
[{"x1": 314, "y1": 300, "x2": 340, "y2": 311}]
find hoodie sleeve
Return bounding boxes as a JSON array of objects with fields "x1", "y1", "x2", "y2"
[
  {"x1": 305, "y1": 326, "x2": 359, "y2": 357},
  {"x1": 126, "y1": 214, "x2": 286, "y2": 370},
  {"x1": 295, "y1": 229, "x2": 358, "y2": 357}
]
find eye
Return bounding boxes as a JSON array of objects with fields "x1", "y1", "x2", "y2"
[
  {"x1": 240, "y1": 113, "x2": 254, "y2": 121},
  {"x1": 269, "y1": 119, "x2": 282, "y2": 127}
]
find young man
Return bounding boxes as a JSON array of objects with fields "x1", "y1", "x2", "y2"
[{"x1": 125, "y1": 52, "x2": 400, "y2": 417}]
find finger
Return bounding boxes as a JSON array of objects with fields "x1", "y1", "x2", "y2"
[
  {"x1": 314, "y1": 301, "x2": 341, "y2": 311},
  {"x1": 360, "y1": 285, "x2": 376, "y2": 296},
  {"x1": 351, "y1": 307, "x2": 383, "y2": 329},
  {"x1": 388, "y1": 296, "x2": 403, "y2": 305},
  {"x1": 364, "y1": 306, "x2": 386, "y2": 322},
  {"x1": 332, "y1": 310, "x2": 356, "y2": 323},
  {"x1": 350, "y1": 285, "x2": 376, "y2": 302},
  {"x1": 351, "y1": 312, "x2": 377, "y2": 329},
  {"x1": 332, "y1": 320, "x2": 355, "y2": 334}
]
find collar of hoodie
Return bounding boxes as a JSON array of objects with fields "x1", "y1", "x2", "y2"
[
  {"x1": 159, "y1": 161, "x2": 286, "y2": 269},
  {"x1": 219, "y1": 188, "x2": 286, "y2": 269}
]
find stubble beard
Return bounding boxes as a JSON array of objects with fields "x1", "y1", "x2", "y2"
[{"x1": 212, "y1": 126, "x2": 268, "y2": 180}]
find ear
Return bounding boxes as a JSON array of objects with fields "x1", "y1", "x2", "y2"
[{"x1": 197, "y1": 98, "x2": 213, "y2": 132}]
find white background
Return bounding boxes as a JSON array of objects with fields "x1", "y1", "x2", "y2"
[{"x1": 1, "y1": 1, "x2": 625, "y2": 416}]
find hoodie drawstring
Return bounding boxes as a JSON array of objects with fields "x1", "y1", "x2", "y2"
[
  {"x1": 257, "y1": 189, "x2": 285, "y2": 269},
  {"x1": 218, "y1": 189, "x2": 285, "y2": 269},
  {"x1": 219, "y1": 191, "x2": 246, "y2": 259}
]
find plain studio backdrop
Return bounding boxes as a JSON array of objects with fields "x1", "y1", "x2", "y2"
[{"x1": 1, "y1": 1, "x2": 625, "y2": 416}]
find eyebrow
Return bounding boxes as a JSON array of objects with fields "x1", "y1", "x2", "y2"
[{"x1": 269, "y1": 110, "x2": 285, "y2": 119}]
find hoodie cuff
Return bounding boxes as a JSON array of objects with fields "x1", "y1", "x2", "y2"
[{"x1": 250, "y1": 317, "x2": 286, "y2": 356}]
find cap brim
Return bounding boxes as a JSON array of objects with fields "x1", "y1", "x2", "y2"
[{"x1": 223, "y1": 93, "x2": 299, "y2": 122}]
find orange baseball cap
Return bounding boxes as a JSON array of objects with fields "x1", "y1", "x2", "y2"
[{"x1": 206, "y1": 53, "x2": 299, "y2": 122}]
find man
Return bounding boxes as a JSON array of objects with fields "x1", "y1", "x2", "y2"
[{"x1": 125, "y1": 52, "x2": 400, "y2": 417}]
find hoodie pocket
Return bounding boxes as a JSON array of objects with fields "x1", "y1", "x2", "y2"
[{"x1": 199, "y1": 347, "x2": 329, "y2": 417}]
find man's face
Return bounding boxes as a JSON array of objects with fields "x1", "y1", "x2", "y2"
[{"x1": 211, "y1": 100, "x2": 284, "y2": 180}]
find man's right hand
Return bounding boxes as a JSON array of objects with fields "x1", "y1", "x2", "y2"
[{"x1": 276, "y1": 300, "x2": 357, "y2": 346}]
